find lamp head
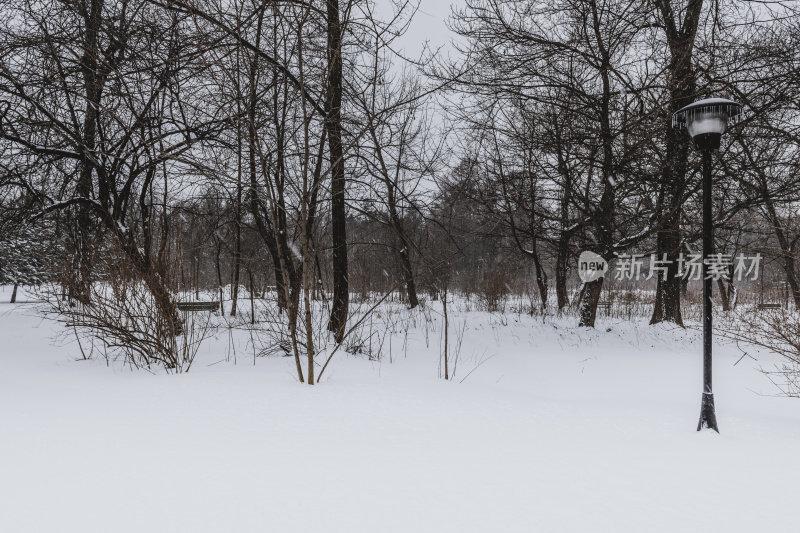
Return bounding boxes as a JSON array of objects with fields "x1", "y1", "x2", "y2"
[{"x1": 672, "y1": 98, "x2": 742, "y2": 151}]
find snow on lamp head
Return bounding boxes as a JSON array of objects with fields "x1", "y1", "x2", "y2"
[{"x1": 672, "y1": 98, "x2": 742, "y2": 151}]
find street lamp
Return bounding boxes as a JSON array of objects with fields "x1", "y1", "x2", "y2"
[{"x1": 673, "y1": 97, "x2": 742, "y2": 433}]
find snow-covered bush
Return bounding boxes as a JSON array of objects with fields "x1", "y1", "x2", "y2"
[{"x1": 44, "y1": 255, "x2": 209, "y2": 373}]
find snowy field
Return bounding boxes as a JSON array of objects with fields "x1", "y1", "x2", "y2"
[{"x1": 1, "y1": 285, "x2": 799, "y2": 532}]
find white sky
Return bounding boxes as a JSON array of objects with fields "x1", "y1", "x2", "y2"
[{"x1": 374, "y1": 0, "x2": 462, "y2": 59}]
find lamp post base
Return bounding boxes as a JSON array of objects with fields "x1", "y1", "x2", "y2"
[{"x1": 697, "y1": 392, "x2": 719, "y2": 432}]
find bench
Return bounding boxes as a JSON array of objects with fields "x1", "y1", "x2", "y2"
[
  {"x1": 756, "y1": 303, "x2": 781, "y2": 310},
  {"x1": 597, "y1": 301, "x2": 612, "y2": 313},
  {"x1": 177, "y1": 301, "x2": 220, "y2": 312}
]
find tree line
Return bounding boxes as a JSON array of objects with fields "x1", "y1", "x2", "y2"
[{"x1": 2, "y1": 0, "x2": 800, "y2": 355}]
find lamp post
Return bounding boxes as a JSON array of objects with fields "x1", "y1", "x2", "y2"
[{"x1": 673, "y1": 97, "x2": 742, "y2": 433}]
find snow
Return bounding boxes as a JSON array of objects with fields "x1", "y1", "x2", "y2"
[{"x1": 1, "y1": 285, "x2": 799, "y2": 532}]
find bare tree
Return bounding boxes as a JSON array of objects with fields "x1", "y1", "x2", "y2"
[
  {"x1": 447, "y1": 0, "x2": 655, "y2": 326},
  {"x1": 0, "y1": 0, "x2": 226, "y2": 332}
]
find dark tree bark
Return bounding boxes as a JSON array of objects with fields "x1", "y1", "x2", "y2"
[
  {"x1": 248, "y1": 269, "x2": 255, "y2": 325},
  {"x1": 717, "y1": 279, "x2": 729, "y2": 311},
  {"x1": 70, "y1": 0, "x2": 105, "y2": 304},
  {"x1": 650, "y1": 0, "x2": 704, "y2": 326},
  {"x1": 555, "y1": 170, "x2": 573, "y2": 312},
  {"x1": 551, "y1": 112, "x2": 578, "y2": 313},
  {"x1": 215, "y1": 239, "x2": 224, "y2": 310},
  {"x1": 230, "y1": 118, "x2": 243, "y2": 317},
  {"x1": 579, "y1": 0, "x2": 615, "y2": 328},
  {"x1": 762, "y1": 180, "x2": 800, "y2": 308},
  {"x1": 384, "y1": 169, "x2": 418, "y2": 309},
  {"x1": 555, "y1": 240, "x2": 569, "y2": 311},
  {"x1": 394, "y1": 226, "x2": 419, "y2": 309},
  {"x1": 326, "y1": 0, "x2": 348, "y2": 342}
]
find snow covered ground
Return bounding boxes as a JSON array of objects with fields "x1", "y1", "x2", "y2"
[{"x1": 1, "y1": 285, "x2": 799, "y2": 532}]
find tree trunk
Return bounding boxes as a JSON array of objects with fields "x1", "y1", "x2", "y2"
[
  {"x1": 579, "y1": 3, "x2": 614, "y2": 328},
  {"x1": 119, "y1": 236, "x2": 182, "y2": 335},
  {"x1": 397, "y1": 239, "x2": 419, "y2": 308},
  {"x1": 387, "y1": 202, "x2": 418, "y2": 308},
  {"x1": 248, "y1": 269, "x2": 255, "y2": 325},
  {"x1": 442, "y1": 288, "x2": 449, "y2": 380},
  {"x1": 763, "y1": 187, "x2": 800, "y2": 308},
  {"x1": 717, "y1": 278, "x2": 730, "y2": 311},
  {"x1": 651, "y1": 221, "x2": 684, "y2": 325},
  {"x1": 554, "y1": 131, "x2": 573, "y2": 313},
  {"x1": 71, "y1": 0, "x2": 105, "y2": 305},
  {"x1": 216, "y1": 241, "x2": 224, "y2": 314},
  {"x1": 194, "y1": 256, "x2": 199, "y2": 300},
  {"x1": 230, "y1": 236, "x2": 240, "y2": 316},
  {"x1": 145, "y1": 271, "x2": 182, "y2": 336},
  {"x1": 326, "y1": 0, "x2": 348, "y2": 342},
  {"x1": 530, "y1": 242, "x2": 548, "y2": 313},
  {"x1": 555, "y1": 232, "x2": 569, "y2": 312},
  {"x1": 650, "y1": 0, "x2": 703, "y2": 326},
  {"x1": 273, "y1": 262, "x2": 288, "y2": 310},
  {"x1": 230, "y1": 120, "x2": 243, "y2": 317},
  {"x1": 10, "y1": 283, "x2": 18, "y2": 304},
  {"x1": 579, "y1": 278, "x2": 604, "y2": 327}
]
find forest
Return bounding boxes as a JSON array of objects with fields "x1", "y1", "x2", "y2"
[{"x1": 2, "y1": 0, "x2": 800, "y2": 375}]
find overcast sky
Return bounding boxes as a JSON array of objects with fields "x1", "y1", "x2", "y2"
[{"x1": 375, "y1": 0, "x2": 462, "y2": 59}]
